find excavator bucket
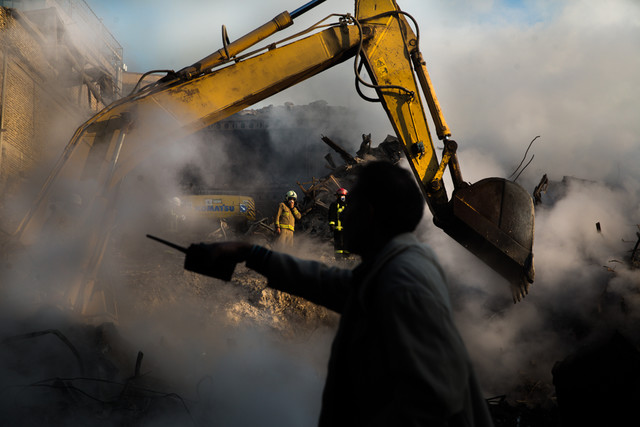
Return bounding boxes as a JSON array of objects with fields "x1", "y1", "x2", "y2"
[{"x1": 441, "y1": 178, "x2": 535, "y2": 298}]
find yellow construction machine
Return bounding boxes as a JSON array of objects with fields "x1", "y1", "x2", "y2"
[
  {"x1": 12, "y1": 0, "x2": 535, "y2": 320},
  {"x1": 168, "y1": 193, "x2": 257, "y2": 233}
]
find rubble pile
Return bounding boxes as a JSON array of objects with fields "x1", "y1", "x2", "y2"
[
  {"x1": 240, "y1": 133, "x2": 403, "y2": 247},
  {"x1": 293, "y1": 134, "x2": 403, "y2": 242}
]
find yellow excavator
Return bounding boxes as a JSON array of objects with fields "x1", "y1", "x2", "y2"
[{"x1": 12, "y1": 0, "x2": 535, "y2": 320}]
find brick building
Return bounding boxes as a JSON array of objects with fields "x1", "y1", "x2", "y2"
[{"x1": 0, "y1": 0, "x2": 124, "y2": 233}]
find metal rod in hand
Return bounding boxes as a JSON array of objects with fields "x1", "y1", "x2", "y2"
[{"x1": 146, "y1": 234, "x2": 188, "y2": 253}]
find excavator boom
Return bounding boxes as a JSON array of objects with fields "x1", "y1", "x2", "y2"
[{"x1": 14, "y1": 0, "x2": 534, "y2": 318}]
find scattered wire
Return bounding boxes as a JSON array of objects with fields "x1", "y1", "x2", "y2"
[
  {"x1": 513, "y1": 154, "x2": 535, "y2": 182},
  {"x1": 21, "y1": 376, "x2": 198, "y2": 425},
  {"x1": 352, "y1": 11, "x2": 420, "y2": 101},
  {"x1": 355, "y1": 60, "x2": 381, "y2": 102},
  {"x1": 2, "y1": 329, "x2": 85, "y2": 376},
  {"x1": 509, "y1": 135, "x2": 540, "y2": 181},
  {"x1": 129, "y1": 69, "x2": 176, "y2": 95}
]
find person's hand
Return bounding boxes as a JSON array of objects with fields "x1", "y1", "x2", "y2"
[{"x1": 184, "y1": 241, "x2": 252, "y2": 281}]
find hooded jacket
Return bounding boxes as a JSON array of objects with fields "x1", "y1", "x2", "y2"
[{"x1": 247, "y1": 233, "x2": 494, "y2": 427}]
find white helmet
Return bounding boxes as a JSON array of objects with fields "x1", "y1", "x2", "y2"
[{"x1": 285, "y1": 190, "x2": 297, "y2": 200}]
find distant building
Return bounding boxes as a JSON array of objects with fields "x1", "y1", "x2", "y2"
[
  {"x1": 175, "y1": 101, "x2": 364, "y2": 216},
  {"x1": 200, "y1": 101, "x2": 361, "y2": 186}
]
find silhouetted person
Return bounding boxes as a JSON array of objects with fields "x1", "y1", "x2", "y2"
[{"x1": 185, "y1": 161, "x2": 494, "y2": 426}]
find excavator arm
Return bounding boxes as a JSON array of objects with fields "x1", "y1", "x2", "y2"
[
  {"x1": 14, "y1": 0, "x2": 534, "y2": 319},
  {"x1": 354, "y1": 2, "x2": 535, "y2": 300}
]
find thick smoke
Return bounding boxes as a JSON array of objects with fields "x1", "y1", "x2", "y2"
[
  {"x1": 419, "y1": 176, "x2": 640, "y2": 399},
  {"x1": 2, "y1": 0, "x2": 639, "y2": 424},
  {"x1": 412, "y1": 9, "x2": 640, "y2": 395},
  {"x1": 405, "y1": 0, "x2": 640, "y2": 401},
  {"x1": 0, "y1": 111, "x2": 336, "y2": 425}
]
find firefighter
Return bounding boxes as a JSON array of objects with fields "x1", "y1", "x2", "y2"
[
  {"x1": 328, "y1": 188, "x2": 349, "y2": 259},
  {"x1": 275, "y1": 190, "x2": 301, "y2": 248}
]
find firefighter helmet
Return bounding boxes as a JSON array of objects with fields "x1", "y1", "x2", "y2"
[
  {"x1": 336, "y1": 188, "x2": 348, "y2": 196},
  {"x1": 286, "y1": 190, "x2": 297, "y2": 200}
]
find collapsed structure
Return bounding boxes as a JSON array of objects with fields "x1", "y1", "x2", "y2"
[{"x1": 291, "y1": 134, "x2": 403, "y2": 242}]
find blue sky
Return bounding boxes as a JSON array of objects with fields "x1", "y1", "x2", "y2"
[{"x1": 87, "y1": 0, "x2": 550, "y2": 72}]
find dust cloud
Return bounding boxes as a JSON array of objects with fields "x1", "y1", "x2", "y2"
[
  {"x1": 417, "y1": 175, "x2": 640, "y2": 399},
  {"x1": 0, "y1": 117, "x2": 337, "y2": 425},
  {"x1": 2, "y1": 0, "x2": 639, "y2": 424},
  {"x1": 410, "y1": 0, "x2": 640, "y2": 400},
  {"x1": 99, "y1": 124, "x2": 342, "y2": 427}
]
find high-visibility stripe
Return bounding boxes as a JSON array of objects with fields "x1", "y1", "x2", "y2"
[
  {"x1": 279, "y1": 224, "x2": 295, "y2": 231},
  {"x1": 336, "y1": 205, "x2": 346, "y2": 230}
]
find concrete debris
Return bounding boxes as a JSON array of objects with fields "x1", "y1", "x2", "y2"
[
  {"x1": 532, "y1": 175, "x2": 596, "y2": 207},
  {"x1": 297, "y1": 133, "x2": 401, "y2": 235},
  {"x1": 321, "y1": 135, "x2": 357, "y2": 165},
  {"x1": 356, "y1": 133, "x2": 372, "y2": 157},
  {"x1": 532, "y1": 174, "x2": 549, "y2": 206},
  {"x1": 324, "y1": 153, "x2": 337, "y2": 170}
]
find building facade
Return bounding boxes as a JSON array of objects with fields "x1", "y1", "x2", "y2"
[{"x1": 0, "y1": 0, "x2": 124, "y2": 233}]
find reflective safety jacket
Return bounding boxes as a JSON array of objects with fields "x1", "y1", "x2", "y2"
[
  {"x1": 328, "y1": 200, "x2": 347, "y2": 231},
  {"x1": 276, "y1": 202, "x2": 301, "y2": 231}
]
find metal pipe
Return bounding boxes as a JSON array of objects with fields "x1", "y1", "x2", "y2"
[
  {"x1": 290, "y1": 0, "x2": 327, "y2": 19},
  {"x1": 445, "y1": 140, "x2": 465, "y2": 189},
  {"x1": 104, "y1": 114, "x2": 132, "y2": 192},
  {"x1": 177, "y1": 11, "x2": 294, "y2": 79},
  {"x1": 0, "y1": 49, "x2": 8, "y2": 173},
  {"x1": 410, "y1": 50, "x2": 451, "y2": 140},
  {"x1": 177, "y1": 1, "x2": 328, "y2": 79}
]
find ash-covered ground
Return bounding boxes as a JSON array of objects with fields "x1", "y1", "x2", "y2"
[{"x1": 0, "y1": 227, "x2": 343, "y2": 426}]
